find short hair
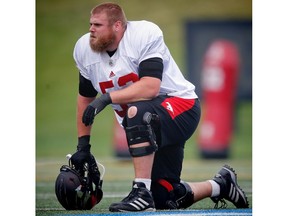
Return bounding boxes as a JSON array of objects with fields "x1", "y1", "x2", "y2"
[{"x1": 91, "y1": 3, "x2": 127, "y2": 28}]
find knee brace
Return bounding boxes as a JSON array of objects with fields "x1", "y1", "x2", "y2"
[
  {"x1": 125, "y1": 112, "x2": 159, "y2": 157},
  {"x1": 151, "y1": 179, "x2": 194, "y2": 209}
]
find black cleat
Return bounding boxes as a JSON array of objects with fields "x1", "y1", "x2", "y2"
[
  {"x1": 109, "y1": 181, "x2": 156, "y2": 212},
  {"x1": 211, "y1": 165, "x2": 249, "y2": 208}
]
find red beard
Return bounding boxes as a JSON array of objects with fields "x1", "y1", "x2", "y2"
[{"x1": 89, "y1": 32, "x2": 115, "y2": 52}]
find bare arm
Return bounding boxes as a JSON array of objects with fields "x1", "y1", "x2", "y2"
[
  {"x1": 110, "y1": 76, "x2": 161, "y2": 104},
  {"x1": 77, "y1": 94, "x2": 95, "y2": 136}
]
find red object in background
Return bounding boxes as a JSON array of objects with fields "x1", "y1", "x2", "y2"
[
  {"x1": 113, "y1": 118, "x2": 130, "y2": 158},
  {"x1": 198, "y1": 40, "x2": 240, "y2": 159}
]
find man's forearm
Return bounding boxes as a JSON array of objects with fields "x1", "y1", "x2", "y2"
[
  {"x1": 110, "y1": 77, "x2": 161, "y2": 104},
  {"x1": 77, "y1": 94, "x2": 95, "y2": 137}
]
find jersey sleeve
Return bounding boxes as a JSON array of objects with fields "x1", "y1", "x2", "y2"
[
  {"x1": 73, "y1": 34, "x2": 98, "y2": 97},
  {"x1": 137, "y1": 22, "x2": 166, "y2": 63},
  {"x1": 73, "y1": 34, "x2": 90, "y2": 79}
]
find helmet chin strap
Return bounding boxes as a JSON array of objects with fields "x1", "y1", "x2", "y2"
[{"x1": 97, "y1": 161, "x2": 105, "y2": 181}]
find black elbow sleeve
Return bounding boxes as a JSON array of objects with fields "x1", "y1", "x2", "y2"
[
  {"x1": 139, "y1": 57, "x2": 163, "y2": 80},
  {"x1": 79, "y1": 73, "x2": 98, "y2": 97}
]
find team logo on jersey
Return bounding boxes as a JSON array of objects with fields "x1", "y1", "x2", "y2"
[{"x1": 109, "y1": 71, "x2": 116, "y2": 78}]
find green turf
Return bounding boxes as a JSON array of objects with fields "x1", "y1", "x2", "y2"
[
  {"x1": 36, "y1": 158, "x2": 252, "y2": 215},
  {"x1": 36, "y1": 0, "x2": 252, "y2": 215}
]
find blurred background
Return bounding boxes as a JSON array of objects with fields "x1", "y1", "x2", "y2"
[
  {"x1": 36, "y1": 0, "x2": 252, "y2": 213},
  {"x1": 36, "y1": 0, "x2": 252, "y2": 161}
]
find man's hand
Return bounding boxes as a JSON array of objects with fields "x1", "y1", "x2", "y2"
[
  {"x1": 82, "y1": 93, "x2": 112, "y2": 126},
  {"x1": 70, "y1": 136, "x2": 101, "y2": 185},
  {"x1": 71, "y1": 136, "x2": 92, "y2": 175},
  {"x1": 70, "y1": 143, "x2": 92, "y2": 175},
  {"x1": 71, "y1": 147, "x2": 101, "y2": 186}
]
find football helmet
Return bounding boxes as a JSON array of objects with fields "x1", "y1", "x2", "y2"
[{"x1": 55, "y1": 155, "x2": 104, "y2": 210}]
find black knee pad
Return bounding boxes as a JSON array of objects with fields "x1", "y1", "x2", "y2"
[
  {"x1": 124, "y1": 112, "x2": 159, "y2": 157},
  {"x1": 151, "y1": 179, "x2": 194, "y2": 209}
]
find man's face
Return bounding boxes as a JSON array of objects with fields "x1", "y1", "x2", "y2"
[{"x1": 89, "y1": 12, "x2": 116, "y2": 52}]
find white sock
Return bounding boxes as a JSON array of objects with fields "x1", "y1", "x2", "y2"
[
  {"x1": 208, "y1": 180, "x2": 220, "y2": 197},
  {"x1": 134, "y1": 178, "x2": 151, "y2": 190}
]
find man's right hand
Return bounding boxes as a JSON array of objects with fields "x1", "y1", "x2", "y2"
[
  {"x1": 70, "y1": 135, "x2": 101, "y2": 186},
  {"x1": 70, "y1": 144, "x2": 92, "y2": 175}
]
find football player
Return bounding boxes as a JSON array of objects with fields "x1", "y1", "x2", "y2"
[{"x1": 70, "y1": 2, "x2": 249, "y2": 212}]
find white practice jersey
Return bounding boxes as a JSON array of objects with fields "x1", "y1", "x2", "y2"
[{"x1": 73, "y1": 20, "x2": 198, "y2": 124}]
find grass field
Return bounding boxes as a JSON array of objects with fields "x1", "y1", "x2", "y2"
[
  {"x1": 36, "y1": 158, "x2": 252, "y2": 215},
  {"x1": 36, "y1": 0, "x2": 252, "y2": 215}
]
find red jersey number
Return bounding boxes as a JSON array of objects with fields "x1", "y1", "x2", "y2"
[{"x1": 99, "y1": 72, "x2": 139, "y2": 117}]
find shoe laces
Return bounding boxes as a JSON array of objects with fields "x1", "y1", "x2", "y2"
[{"x1": 213, "y1": 199, "x2": 227, "y2": 209}]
